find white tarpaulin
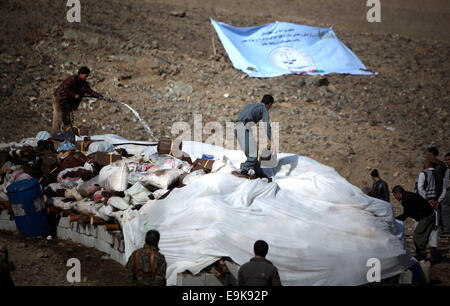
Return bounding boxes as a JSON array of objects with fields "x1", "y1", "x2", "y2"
[{"x1": 118, "y1": 140, "x2": 415, "y2": 285}]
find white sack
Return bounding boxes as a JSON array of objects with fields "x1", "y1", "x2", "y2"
[
  {"x1": 98, "y1": 164, "x2": 115, "y2": 188},
  {"x1": 150, "y1": 189, "x2": 170, "y2": 200},
  {"x1": 134, "y1": 169, "x2": 183, "y2": 190},
  {"x1": 64, "y1": 187, "x2": 83, "y2": 201},
  {"x1": 87, "y1": 140, "x2": 115, "y2": 155},
  {"x1": 96, "y1": 204, "x2": 113, "y2": 221},
  {"x1": 47, "y1": 183, "x2": 64, "y2": 193},
  {"x1": 77, "y1": 176, "x2": 100, "y2": 197},
  {"x1": 124, "y1": 182, "x2": 151, "y2": 206},
  {"x1": 182, "y1": 170, "x2": 206, "y2": 185},
  {"x1": 0, "y1": 191, "x2": 9, "y2": 201},
  {"x1": 57, "y1": 167, "x2": 85, "y2": 189},
  {"x1": 107, "y1": 196, "x2": 130, "y2": 210},
  {"x1": 101, "y1": 163, "x2": 129, "y2": 192},
  {"x1": 72, "y1": 199, "x2": 100, "y2": 215},
  {"x1": 48, "y1": 197, "x2": 71, "y2": 210}
]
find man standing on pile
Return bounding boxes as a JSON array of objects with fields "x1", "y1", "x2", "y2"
[
  {"x1": 393, "y1": 185, "x2": 435, "y2": 262},
  {"x1": 52, "y1": 66, "x2": 107, "y2": 136},
  {"x1": 369, "y1": 169, "x2": 390, "y2": 202},
  {"x1": 126, "y1": 229, "x2": 167, "y2": 286},
  {"x1": 234, "y1": 94, "x2": 276, "y2": 178}
]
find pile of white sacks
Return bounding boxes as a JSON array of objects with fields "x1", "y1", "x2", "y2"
[{"x1": 1, "y1": 133, "x2": 416, "y2": 285}]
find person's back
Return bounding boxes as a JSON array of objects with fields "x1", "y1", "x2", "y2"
[
  {"x1": 237, "y1": 240, "x2": 281, "y2": 286},
  {"x1": 236, "y1": 103, "x2": 268, "y2": 125},
  {"x1": 126, "y1": 230, "x2": 166, "y2": 286},
  {"x1": 397, "y1": 190, "x2": 434, "y2": 222},
  {"x1": 370, "y1": 169, "x2": 389, "y2": 202},
  {"x1": 238, "y1": 257, "x2": 281, "y2": 286},
  {"x1": 435, "y1": 159, "x2": 447, "y2": 181},
  {"x1": 426, "y1": 147, "x2": 445, "y2": 196},
  {"x1": 371, "y1": 179, "x2": 389, "y2": 202},
  {"x1": 393, "y1": 186, "x2": 436, "y2": 261},
  {"x1": 415, "y1": 163, "x2": 439, "y2": 201}
]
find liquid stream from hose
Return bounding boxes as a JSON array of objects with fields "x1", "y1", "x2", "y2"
[{"x1": 117, "y1": 101, "x2": 158, "y2": 141}]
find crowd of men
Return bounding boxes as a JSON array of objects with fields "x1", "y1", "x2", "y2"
[{"x1": 370, "y1": 147, "x2": 450, "y2": 263}]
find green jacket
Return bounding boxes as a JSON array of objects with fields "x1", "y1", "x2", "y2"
[{"x1": 126, "y1": 244, "x2": 166, "y2": 286}]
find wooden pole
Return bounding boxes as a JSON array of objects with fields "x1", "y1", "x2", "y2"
[{"x1": 212, "y1": 31, "x2": 217, "y2": 57}]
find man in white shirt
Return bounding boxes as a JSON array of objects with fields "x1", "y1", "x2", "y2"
[
  {"x1": 415, "y1": 159, "x2": 440, "y2": 261},
  {"x1": 438, "y1": 153, "x2": 450, "y2": 233}
]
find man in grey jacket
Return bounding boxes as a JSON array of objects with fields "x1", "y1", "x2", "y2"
[
  {"x1": 234, "y1": 95, "x2": 275, "y2": 177},
  {"x1": 238, "y1": 240, "x2": 281, "y2": 286}
]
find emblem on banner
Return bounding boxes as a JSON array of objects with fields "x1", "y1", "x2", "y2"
[{"x1": 269, "y1": 47, "x2": 316, "y2": 73}]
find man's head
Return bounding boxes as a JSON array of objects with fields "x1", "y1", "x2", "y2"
[
  {"x1": 145, "y1": 229, "x2": 160, "y2": 247},
  {"x1": 445, "y1": 153, "x2": 450, "y2": 167},
  {"x1": 261, "y1": 94, "x2": 274, "y2": 110},
  {"x1": 253, "y1": 240, "x2": 269, "y2": 258},
  {"x1": 426, "y1": 147, "x2": 439, "y2": 161},
  {"x1": 78, "y1": 66, "x2": 91, "y2": 80},
  {"x1": 424, "y1": 158, "x2": 435, "y2": 169},
  {"x1": 392, "y1": 185, "x2": 404, "y2": 201},
  {"x1": 370, "y1": 169, "x2": 379, "y2": 181}
]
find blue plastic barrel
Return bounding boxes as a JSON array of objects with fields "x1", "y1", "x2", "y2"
[{"x1": 7, "y1": 178, "x2": 49, "y2": 237}]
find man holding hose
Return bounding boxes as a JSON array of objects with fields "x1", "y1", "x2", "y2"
[{"x1": 51, "y1": 66, "x2": 109, "y2": 135}]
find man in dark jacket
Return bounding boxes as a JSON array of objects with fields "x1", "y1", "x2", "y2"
[
  {"x1": 52, "y1": 66, "x2": 107, "y2": 135},
  {"x1": 370, "y1": 169, "x2": 390, "y2": 202},
  {"x1": 238, "y1": 240, "x2": 282, "y2": 286},
  {"x1": 126, "y1": 230, "x2": 167, "y2": 286},
  {"x1": 426, "y1": 147, "x2": 447, "y2": 183},
  {"x1": 393, "y1": 185, "x2": 435, "y2": 261}
]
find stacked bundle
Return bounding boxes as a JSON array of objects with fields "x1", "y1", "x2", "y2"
[{"x1": 0, "y1": 132, "x2": 224, "y2": 231}]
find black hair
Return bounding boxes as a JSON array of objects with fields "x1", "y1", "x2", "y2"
[
  {"x1": 427, "y1": 147, "x2": 439, "y2": 156},
  {"x1": 78, "y1": 66, "x2": 91, "y2": 75},
  {"x1": 145, "y1": 230, "x2": 160, "y2": 246},
  {"x1": 445, "y1": 152, "x2": 450, "y2": 158},
  {"x1": 254, "y1": 240, "x2": 269, "y2": 257},
  {"x1": 392, "y1": 185, "x2": 404, "y2": 194},
  {"x1": 370, "y1": 169, "x2": 379, "y2": 178},
  {"x1": 261, "y1": 95, "x2": 274, "y2": 105}
]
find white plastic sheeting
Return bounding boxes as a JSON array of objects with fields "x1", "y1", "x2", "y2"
[{"x1": 121, "y1": 141, "x2": 416, "y2": 286}]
